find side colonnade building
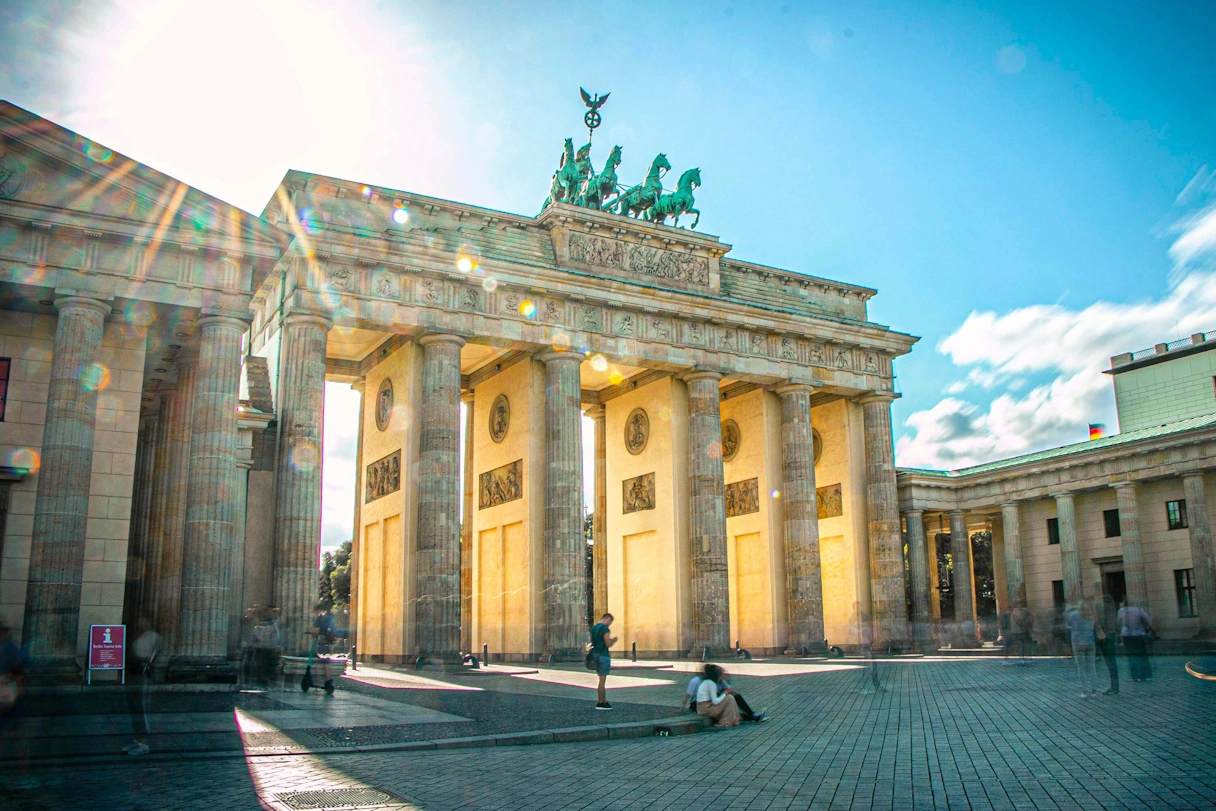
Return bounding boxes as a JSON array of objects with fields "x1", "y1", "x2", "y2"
[
  {"x1": 0, "y1": 102, "x2": 923, "y2": 678},
  {"x1": 897, "y1": 332, "x2": 1216, "y2": 649}
]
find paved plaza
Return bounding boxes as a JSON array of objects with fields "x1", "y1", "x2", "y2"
[{"x1": 2, "y1": 655, "x2": 1213, "y2": 810}]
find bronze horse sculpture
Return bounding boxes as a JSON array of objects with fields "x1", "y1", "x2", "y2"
[
  {"x1": 577, "y1": 145, "x2": 622, "y2": 210},
  {"x1": 646, "y1": 167, "x2": 701, "y2": 229},
  {"x1": 543, "y1": 138, "x2": 581, "y2": 210},
  {"x1": 607, "y1": 153, "x2": 671, "y2": 219}
]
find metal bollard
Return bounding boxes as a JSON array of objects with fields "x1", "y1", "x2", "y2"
[
  {"x1": 415, "y1": 656, "x2": 425, "y2": 670},
  {"x1": 801, "y1": 646, "x2": 808, "y2": 658},
  {"x1": 547, "y1": 653, "x2": 556, "y2": 667},
  {"x1": 631, "y1": 641, "x2": 637, "y2": 662},
  {"x1": 350, "y1": 645, "x2": 357, "y2": 671},
  {"x1": 483, "y1": 643, "x2": 489, "y2": 665},
  {"x1": 702, "y1": 646, "x2": 711, "y2": 662}
]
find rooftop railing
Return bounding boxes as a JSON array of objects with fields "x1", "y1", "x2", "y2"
[{"x1": 1114, "y1": 330, "x2": 1216, "y2": 368}]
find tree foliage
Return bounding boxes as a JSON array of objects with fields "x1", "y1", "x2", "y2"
[{"x1": 318, "y1": 540, "x2": 352, "y2": 610}]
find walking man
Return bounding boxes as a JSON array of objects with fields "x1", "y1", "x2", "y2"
[{"x1": 589, "y1": 613, "x2": 616, "y2": 710}]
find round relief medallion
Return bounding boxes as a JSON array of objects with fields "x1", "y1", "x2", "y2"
[
  {"x1": 489, "y1": 394, "x2": 510, "y2": 443},
  {"x1": 721, "y1": 419, "x2": 741, "y2": 462},
  {"x1": 812, "y1": 428, "x2": 824, "y2": 467},
  {"x1": 624, "y1": 408, "x2": 650, "y2": 455},
  {"x1": 375, "y1": 378, "x2": 393, "y2": 432}
]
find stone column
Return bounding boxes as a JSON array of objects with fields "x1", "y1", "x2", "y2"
[
  {"x1": 21, "y1": 295, "x2": 110, "y2": 672},
  {"x1": 152, "y1": 353, "x2": 197, "y2": 649},
  {"x1": 685, "y1": 371, "x2": 730, "y2": 655},
  {"x1": 776, "y1": 384, "x2": 824, "y2": 652},
  {"x1": 541, "y1": 351, "x2": 586, "y2": 656},
  {"x1": 349, "y1": 380, "x2": 365, "y2": 658},
  {"x1": 141, "y1": 390, "x2": 175, "y2": 640},
  {"x1": 415, "y1": 334, "x2": 464, "y2": 661},
  {"x1": 1054, "y1": 493, "x2": 1082, "y2": 604},
  {"x1": 227, "y1": 456, "x2": 251, "y2": 659},
  {"x1": 1182, "y1": 473, "x2": 1216, "y2": 636},
  {"x1": 904, "y1": 509, "x2": 933, "y2": 650},
  {"x1": 949, "y1": 509, "x2": 975, "y2": 645},
  {"x1": 1113, "y1": 484, "x2": 1148, "y2": 610},
  {"x1": 1000, "y1": 503, "x2": 1026, "y2": 610},
  {"x1": 272, "y1": 313, "x2": 331, "y2": 656},
  {"x1": 860, "y1": 394, "x2": 909, "y2": 648},
  {"x1": 586, "y1": 404, "x2": 608, "y2": 621},
  {"x1": 460, "y1": 390, "x2": 475, "y2": 653},
  {"x1": 173, "y1": 316, "x2": 245, "y2": 676},
  {"x1": 123, "y1": 406, "x2": 160, "y2": 625}
]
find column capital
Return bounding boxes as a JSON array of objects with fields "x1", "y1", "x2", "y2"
[
  {"x1": 1112, "y1": 480, "x2": 1139, "y2": 492},
  {"x1": 859, "y1": 392, "x2": 898, "y2": 406},
  {"x1": 537, "y1": 349, "x2": 581, "y2": 365},
  {"x1": 1182, "y1": 471, "x2": 1208, "y2": 484},
  {"x1": 775, "y1": 382, "x2": 815, "y2": 396},
  {"x1": 948, "y1": 508, "x2": 968, "y2": 519},
  {"x1": 998, "y1": 500, "x2": 1022, "y2": 508},
  {"x1": 418, "y1": 333, "x2": 466, "y2": 349},
  {"x1": 583, "y1": 403, "x2": 605, "y2": 420},
  {"x1": 196, "y1": 314, "x2": 249, "y2": 333},
  {"x1": 53, "y1": 293, "x2": 112, "y2": 319},
  {"x1": 902, "y1": 508, "x2": 925, "y2": 518},
  {"x1": 1049, "y1": 491, "x2": 1075, "y2": 502},
  {"x1": 283, "y1": 311, "x2": 333, "y2": 331},
  {"x1": 460, "y1": 390, "x2": 475, "y2": 405},
  {"x1": 682, "y1": 369, "x2": 723, "y2": 384},
  {"x1": 351, "y1": 378, "x2": 367, "y2": 394}
]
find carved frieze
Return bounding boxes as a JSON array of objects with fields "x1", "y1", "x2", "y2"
[
  {"x1": 613, "y1": 311, "x2": 636, "y2": 336},
  {"x1": 624, "y1": 408, "x2": 649, "y2": 455},
  {"x1": 817, "y1": 482, "x2": 843, "y2": 519},
  {"x1": 372, "y1": 272, "x2": 397, "y2": 299},
  {"x1": 722, "y1": 419, "x2": 741, "y2": 462},
  {"x1": 365, "y1": 450, "x2": 401, "y2": 503},
  {"x1": 622, "y1": 472, "x2": 655, "y2": 514},
  {"x1": 567, "y1": 232, "x2": 710, "y2": 288},
  {"x1": 459, "y1": 286, "x2": 482, "y2": 312},
  {"x1": 479, "y1": 459, "x2": 522, "y2": 509},
  {"x1": 650, "y1": 317, "x2": 673, "y2": 341},
  {"x1": 489, "y1": 394, "x2": 510, "y2": 443},
  {"x1": 375, "y1": 378, "x2": 393, "y2": 432},
  {"x1": 418, "y1": 278, "x2": 444, "y2": 306},
  {"x1": 725, "y1": 478, "x2": 759, "y2": 517}
]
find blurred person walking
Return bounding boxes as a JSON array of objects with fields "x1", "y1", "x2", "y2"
[
  {"x1": 124, "y1": 616, "x2": 163, "y2": 756},
  {"x1": 1095, "y1": 585, "x2": 1120, "y2": 695},
  {"x1": 1011, "y1": 591, "x2": 1034, "y2": 665},
  {"x1": 1067, "y1": 599, "x2": 1099, "y2": 698},
  {"x1": 695, "y1": 664, "x2": 741, "y2": 727},
  {"x1": 1118, "y1": 602, "x2": 1154, "y2": 682},
  {"x1": 0, "y1": 622, "x2": 35, "y2": 788}
]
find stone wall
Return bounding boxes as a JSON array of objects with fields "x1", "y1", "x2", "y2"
[{"x1": 1114, "y1": 349, "x2": 1216, "y2": 432}]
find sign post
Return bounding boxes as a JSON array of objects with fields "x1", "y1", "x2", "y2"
[{"x1": 87, "y1": 624, "x2": 125, "y2": 685}]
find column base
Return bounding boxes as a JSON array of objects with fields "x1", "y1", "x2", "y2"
[
  {"x1": 24, "y1": 657, "x2": 83, "y2": 685},
  {"x1": 166, "y1": 657, "x2": 237, "y2": 683},
  {"x1": 783, "y1": 644, "x2": 828, "y2": 657},
  {"x1": 687, "y1": 646, "x2": 736, "y2": 661}
]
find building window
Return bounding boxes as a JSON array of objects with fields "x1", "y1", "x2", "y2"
[
  {"x1": 1103, "y1": 509, "x2": 1121, "y2": 538},
  {"x1": 1051, "y1": 580, "x2": 1065, "y2": 608},
  {"x1": 1047, "y1": 517, "x2": 1060, "y2": 545},
  {"x1": 0, "y1": 356, "x2": 9, "y2": 421},
  {"x1": 1175, "y1": 569, "x2": 1197, "y2": 618},
  {"x1": 1166, "y1": 500, "x2": 1188, "y2": 530}
]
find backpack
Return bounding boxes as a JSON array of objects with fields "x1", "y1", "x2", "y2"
[{"x1": 584, "y1": 645, "x2": 598, "y2": 671}]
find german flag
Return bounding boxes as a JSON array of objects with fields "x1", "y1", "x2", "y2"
[{"x1": 1089, "y1": 424, "x2": 1106, "y2": 441}]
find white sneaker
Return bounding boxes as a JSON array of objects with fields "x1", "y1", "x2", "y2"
[{"x1": 127, "y1": 743, "x2": 150, "y2": 756}]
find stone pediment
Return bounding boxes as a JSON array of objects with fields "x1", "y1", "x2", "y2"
[
  {"x1": 537, "y1": 203, "x2": 728, "y2": 295},
  {"x1": 0, "y1": 102, "x2": 287, "y2": 268}
]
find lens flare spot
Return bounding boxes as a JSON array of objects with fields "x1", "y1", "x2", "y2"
[
  {"x1": 608, "y1": 370, "x2": 624, "y2": 386},
  {"x1": 456, "y1": 256, "x2": 474, "y2": 272},
  {"x1": 770, "y1": 489, "x2": 781, "y2": 499},
  {"x1": 299, "y1": 208, "x2": 321, "y2": 234},
  {"x1": 81, "y1": 139, "x2": 113, "y2": 164},
  {"x1": 482, "y1": 277, "x2": 499, "y2": 292},
  {"x1": 551, "y1": 333, "x2": 571, "y2": 352},
  {"x1": 706, "y1": 441, "x2": 723, "y2": 460},
  {"x1": 361, "y1": 185, "x2": 374, "y2": 198},
  {"x1": 391, "y1": 206, "x2": 409, "y2": 225},
  {"x1": 659, "y1": 406, "x2": 671, "y2": 421},
  {"x1": 10, "y1": 448, "x2": 39, "y2": 474},
  {"x1": 519, "y1": 299, "x2": 536, "y2": 318},
  {"x1": 590, "y1": 354, "x2": 608, "y2": 373},
  {"x1": 81, "y1": 362, "x2": 110, "y2": 391},
  {"x1": 289, "y1": 442, "x2": 319, "y2": 473}
]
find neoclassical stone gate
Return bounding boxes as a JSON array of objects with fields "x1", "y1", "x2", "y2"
[{"x1": 252, "y1": 171, "x2": 919, "y2": 662}]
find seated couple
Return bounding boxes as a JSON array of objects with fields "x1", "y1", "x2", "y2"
[{"x1": 680, "y1": 664, "x2": 766, "y2": 726}]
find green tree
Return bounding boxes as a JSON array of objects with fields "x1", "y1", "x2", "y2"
[{"x1": 318, "y1": 540, "x2": 353, "y2": 610}]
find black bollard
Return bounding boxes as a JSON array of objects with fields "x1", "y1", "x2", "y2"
[
  {"x1": 415, "y1": 656, "x2": 425, "y2": 670},
  {"x1": 483, "y1": 643, "x2": 489, "y2": 665},
  {"x1": 702, "y1": 646, "x2": 711, "y2": 662},
  {"x1": 631, "y1": 641, "x2": 637, "y2": 662},
  {"x1": 548, "y1": 653, "x2": 556, "y2": 667},
  {"x1": 801, "y1": 646, "x2": 808, "y2": 658},
  {"x1": 350, "y1": 645, "x2": 357, "y2": 671}
]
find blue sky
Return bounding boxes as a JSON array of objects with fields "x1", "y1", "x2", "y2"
[{"x1": 3, "y1": 0, "x2": 1215, "y2": 549}]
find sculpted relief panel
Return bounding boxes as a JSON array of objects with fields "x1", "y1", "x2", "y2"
[
  {"x1": 622, "y1": 473, "x2": 656, "y2": 514},
  {"x1": 479, "y1": 459, "x2": 523, "y2": 509},
  {"x1": 365, "y1": 450, "x2": 401, "y2": 503},
  {"x1": 817, "y1": 483, "x2": 843, "y2": 519},
  {"x1": 567, "y1": 232, "x2": 710, "y2": 288}
]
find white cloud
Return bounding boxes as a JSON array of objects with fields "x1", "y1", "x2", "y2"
[
  {"x1": 897, "y1": 263, "x2": 1216, "y2": 470},
  {"x1": 320, "y1": 383, "x2": 361, "y2": 553}
]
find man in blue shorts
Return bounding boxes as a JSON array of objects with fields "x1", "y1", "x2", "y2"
[{"x1": 589, "y1": 613, "x2": 617, "y2": 710}]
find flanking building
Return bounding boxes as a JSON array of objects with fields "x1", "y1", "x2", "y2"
[{"x1": 897, "y1": 332, "x2": 1216, "y2": 649}]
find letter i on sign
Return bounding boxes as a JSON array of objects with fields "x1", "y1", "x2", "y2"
[{"x1": 103, "y1": 628, "x2": 112, "y2": 644}]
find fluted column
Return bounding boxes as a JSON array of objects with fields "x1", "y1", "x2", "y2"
[
  {"x1": 151, "y1": 353, "x2": 197, "y2": 649},
  {"x1": 273, "y1": 313, "x2": 331, "y2": 655},
  {"x1": 1054, "y1": 493, "x2": 1082, "y2": 604},
  {"x1": 22, "y1": 295, "x2": 110, "y2": 672},
  {"x1": 949, "y1": 509, "x2": 975, "y2": 645},
  {"x1": 1113, "y1": 484, "x2": 1148, "y2": 610},
  {"x1": 142, "y1": 390, "x2": 175, "y2": 640},
  {"x1": 586, "y1": 404, "x2": 608, "y2": 621},
  {"x1": 541, "y1": 351, "x2": 585, "y2": 656},
  {"x1": 415, "y1": 334, "x2": 464, "y2": 660},
  {"x1": 861, "y1": 394, "x2": 909, "y2": 647},
  {"x1": 904, "y1": 509, "x2": 933, "y2": 650},
  {"x1": 123, "y1": 405, "x2": 160, "y2": 625},
  {"x1": 777, "y1": 384, "x2": 824, "y2": 652},
  {"x1": 173, "y1": 316, "x2": 245, "y2": 675},
  {"x1": 1000, "y1": 503, "x2": 1026, "y2": 609},
  {"x1": 1182, "y1": 474, "x2": 1216, "y2": 636},
  {"x1": 349, "y1": 379, "x2": 365, "y2": 657},
  {"x1": 227, "y1": 456, "x2": 251, "y2": 659},
  {"x1": 460, "y1": 390, "x2": 475, "y2": 653},
  {"x1": 685, "y1": 371, "x2": 730, "y2": 655}
]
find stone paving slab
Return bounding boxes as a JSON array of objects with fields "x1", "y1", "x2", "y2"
[{"x1": 3, "y1": 656, "x2": 1214, "y2": 810}]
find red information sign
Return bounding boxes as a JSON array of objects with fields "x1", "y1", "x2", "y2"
[{"x1": 88, "y1": 624, "x2": 125, "y2": 670}]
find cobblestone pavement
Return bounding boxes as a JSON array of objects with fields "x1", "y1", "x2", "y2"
[{"x1": 4, "y1": 656, "x2": 1214, "y2": 810}]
